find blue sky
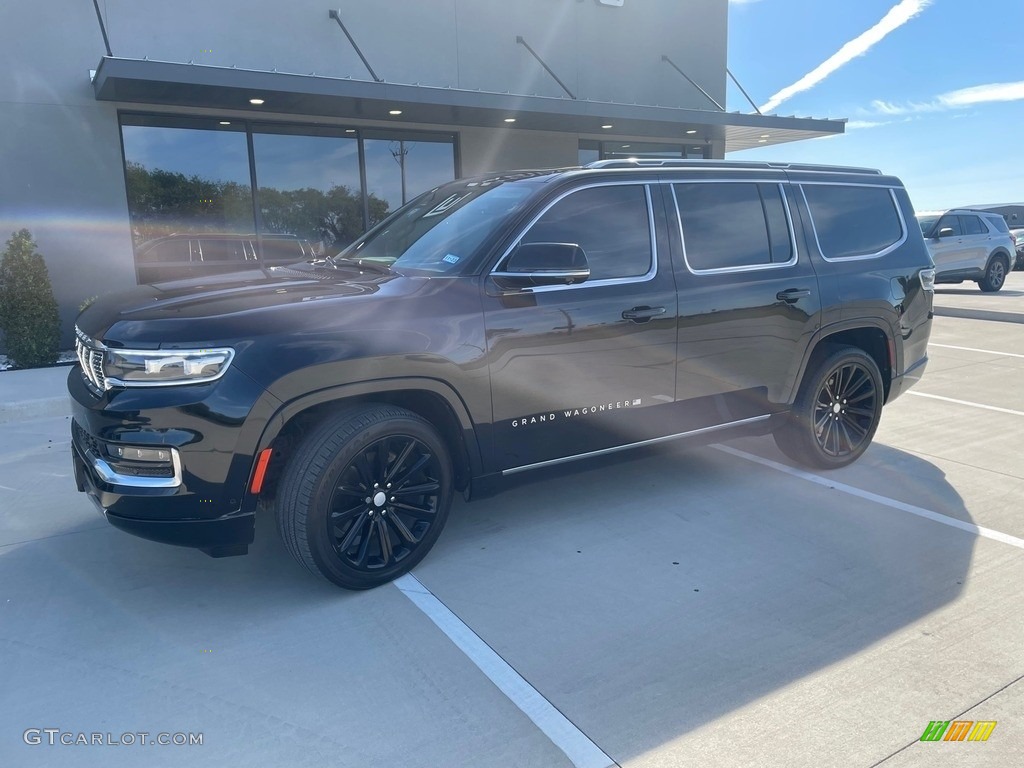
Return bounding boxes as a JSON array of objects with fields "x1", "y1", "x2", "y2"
[{"x1": 726, "y1": 0, "x2": 1023, "y2": 211}]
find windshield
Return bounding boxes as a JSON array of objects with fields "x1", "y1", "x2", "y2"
[
  {"x1": 335, "y1": 179, "x2": 540, "y2": 274},
  {"x1": 917, "y1": 216, "x2": 939, "y2": 235}
]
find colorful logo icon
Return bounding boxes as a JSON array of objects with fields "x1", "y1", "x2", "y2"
[{"x1": 920, "y1": 720, "x2": 997, "y2": 742}]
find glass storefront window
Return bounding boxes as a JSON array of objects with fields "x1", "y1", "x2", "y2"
[
  {"x1": 121, "y1": 118, "x2": 254, "y2": 252},
  {"x1": 252, "y1": 128, "x2": 363, "y2": 256},
  {"x1": 579, "y1": 139, "x2": 709, "y2": 162},
  {"x1": 120, "y1": 116, "x2": 457, "y2": 282}
]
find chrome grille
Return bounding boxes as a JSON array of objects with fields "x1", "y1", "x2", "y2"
[{"x1": 74, "y1": 326, "x2": 107, "y2": 393}]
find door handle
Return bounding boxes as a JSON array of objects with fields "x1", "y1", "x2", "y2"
[
  {"x1": 776, "y1": 288, "x2": 811, "y2": 303},
  {"x1": 621, "y1": 306, "x2": 666, "y2": 322}
]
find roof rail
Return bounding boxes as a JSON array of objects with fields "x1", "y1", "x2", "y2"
[{"x1": 583, "y1": 158, "x2": 882, "y2": 175}]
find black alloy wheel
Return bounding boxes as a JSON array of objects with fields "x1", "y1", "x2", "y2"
[
  {"x1": 276, "y1": 404, "x2": 453, "y2": 589},
  {"x1": 809, "y1": 360, "x2": 878, "y2": 459},
  {"x1": 773, "y1": 345, "x2": 884, "y2": 469},
  {"x1": 328, "y1": 434, "x2": 442, "y2": 572}
]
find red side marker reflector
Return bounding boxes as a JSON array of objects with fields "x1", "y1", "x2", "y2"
[{"x1": 250, "y1": 448, "x2": 273, "y2": 494}]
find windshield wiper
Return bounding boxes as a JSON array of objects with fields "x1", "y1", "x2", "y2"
[{"x1": 327, "y1": 256, "x2": 391, "y2": 274}]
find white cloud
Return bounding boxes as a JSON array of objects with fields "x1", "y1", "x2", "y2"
[
  {"x1": 870, "y1": 81, "x2": 1024, "y2": 115},
  {"x1": 845, "y1": 120, "x2": 887, "y2": 130},
  {"x1": 759, "y1": 0, "x2": 933, "y2": 113}
]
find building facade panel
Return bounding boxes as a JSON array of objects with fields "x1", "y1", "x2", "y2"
[{"x1": 0, "y1": 102, "x2": 137, "y2": 337}]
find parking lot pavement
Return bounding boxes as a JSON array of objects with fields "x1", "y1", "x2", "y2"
[
  {"x1": 1, "y1": 275, "x2": 1022, "y2": 768},
  {"x1": 0, "y1": 416, "x2": 575, "y2": 768}
]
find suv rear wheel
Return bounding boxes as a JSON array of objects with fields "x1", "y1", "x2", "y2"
[
  {"x1": 774, "y1": 345, "x2": 883, "y2": 469},
  {"x1": 978, "y1": 256, "x2": 1008, "y2": 292},
  {"x1": 276, "y1": 404, "x2": 453, "y2": 589}
]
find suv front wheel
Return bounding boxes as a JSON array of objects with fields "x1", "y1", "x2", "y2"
[
  {"x1": 276, "y1": 404, "x2": 454, "y2": 589},
  {"x1": 773, "y1": 345, "x2": 883, "y2": 469},
  {"x1": 978, "y1": 255, "x2": 1008, "y2": 292}
]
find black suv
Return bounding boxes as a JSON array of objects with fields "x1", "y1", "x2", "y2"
[{"x1": 69, "y1": 160, "x2": 935, "y2": 589}]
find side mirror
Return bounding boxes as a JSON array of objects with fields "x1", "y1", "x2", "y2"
[
  {"x1": 492, "y1": 242, "x2": 590, "y2": 289},
  {"x1": 937, "y1": 227, "x2": 955, "y2": 238}
]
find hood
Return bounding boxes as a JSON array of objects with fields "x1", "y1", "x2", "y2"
[{"x1": 76, "y1": 262, "x2": 414, "y2": 347}]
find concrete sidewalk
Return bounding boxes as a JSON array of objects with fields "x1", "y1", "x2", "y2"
[{"x1": 0, "y1": 364, "x2": 72, "y2": 423}]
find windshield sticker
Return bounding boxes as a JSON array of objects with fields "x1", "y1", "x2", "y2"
[
  {"x1": 511, "y1": 398, "x2": 642, "y2": 428},
  {"x1": 424, "y1": 193, "x2": 473, "y2": 217},
  {"x1": 442, "y1": 254, "x2": 460, "y2": 264}
]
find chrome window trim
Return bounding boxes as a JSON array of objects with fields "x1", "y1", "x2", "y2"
[
  {"x1": 799, "y1": 184, "x2": 908, "y2": 263},
  {"x1": 671, "y1": 181, "x2": 800, "y2": 276},
  {"x1": 86, "y1": 446, "x2": 183, "y2": 489},
  {"x1": 490, "y1": 181, "x2": 658, "y2": 294},
  {"x1": 501, "y1": 414, "x2": 771, "y2": 475},
  {"x1": 784, "y1": 180, "x2": 902, "y2": 189}
]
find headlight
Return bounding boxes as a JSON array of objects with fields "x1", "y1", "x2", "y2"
[{"x1": 104, "y1": 348, "x2": 235, "y2": 386}]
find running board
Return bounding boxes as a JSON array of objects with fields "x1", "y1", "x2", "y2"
[{"x1": 501, "y1": 414, "x2": 771, "y2": 476}]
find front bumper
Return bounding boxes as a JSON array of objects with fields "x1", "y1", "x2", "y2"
[
  {"x1": 68, "y1": 364, "x2": 279, "y2": 554},
  {"x1": 71, "y1": 438, "x2": 253, "y2": 554}
]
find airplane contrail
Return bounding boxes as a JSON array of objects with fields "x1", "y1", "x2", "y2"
[{"x1": 759, "y1": 0, "x2": 933, "y2": 113}]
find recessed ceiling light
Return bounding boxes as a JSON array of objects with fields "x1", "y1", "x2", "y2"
[
  {"x1": 686, "y1": 129, "x2": 697, "y2": 134},
  {"x1": 601, "y1": 124, "x2": 613, "y2": 129},
  {"x1": 504, "y1": 117, "x2": 516, "y2": 123},
  {"x1": 249, "y1": 98, "x2": 265, "y2": 105},
  {"x1": 760, "y1": 134, "x2": 770, "y2": 138},
  {"x1": 621, "y1": 144, "x2": 631, "y2": 148},
  {"x1": 389, "y1": 109, "x2": 403, "y2": 115},
  {"x1": 345, "y1": 129, "x2": 356, "y2": 133},
  {"x1": 758, "y1": 139, "x2": 768, "y2": 143},
  {"x1": 218, "y1": 121, "x2": 231, "y2": 125}
]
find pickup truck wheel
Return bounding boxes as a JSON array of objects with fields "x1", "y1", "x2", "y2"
[
  {"x1": 773, "y1": 345, "x2": 883, "y2": 469},
  {"x1": 276, "y1": 404, "x2": 453, "y2": 590},
  {"x1": 978, "y1": 256, "x2": 1007, "y2": 292}
]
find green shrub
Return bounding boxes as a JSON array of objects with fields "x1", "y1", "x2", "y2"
[{"x1": 0, "y1": 229, "x2": 61, "y2": 368}]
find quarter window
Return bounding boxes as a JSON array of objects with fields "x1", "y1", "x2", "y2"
[
  {"x1": 802, "y1": 185, "x2": 903, "y2": 259},
  {"x1": 520, "y1": 185, "x2": 652, "y2": 281},
  {"x1": 674, "y1": 182, "x2": 792, "y2": 271}
]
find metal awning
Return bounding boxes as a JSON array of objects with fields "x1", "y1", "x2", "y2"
[{"x1": 91, "y1": 57, "x2": 845, "y2": 152}]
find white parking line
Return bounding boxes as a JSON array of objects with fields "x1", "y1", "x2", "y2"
[
  {"x1": 714, "y1": 445, "x2": 1024, "y2": 551},
  {"x1": 394, "y1": 573, "x2": 616, "y2": 768},
  {"x1": 930, "y1": 343, "x2": 1024, "y2": 359},
  {"x1": 907, "y1": 391, "x2": 1024, "y2": 417}
]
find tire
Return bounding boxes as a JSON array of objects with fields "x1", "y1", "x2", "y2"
[
  {"x1": 978, "y1": 256, "x2": 1008, "y2": 292},
  {"x1": 773, "y1": 345, "x2": 884, "y2": 470},
  {"x1": 276, "y1": 404, "x2": 454, "y2": 590}
]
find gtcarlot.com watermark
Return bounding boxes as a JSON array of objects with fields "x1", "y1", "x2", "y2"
[{"x1": 24, "y1": 729, "x2": 203, "y2": 747}]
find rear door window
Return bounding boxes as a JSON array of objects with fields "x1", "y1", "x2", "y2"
[
  {"x1": 198, "y1": 239, "x2": 248, "y2": 263},
  {"x1": 673, "y1": 182, "x2": 792, "y2": 271},
  {"x1": 960, "y1": 216, "x2": 984, "y2": 235}
]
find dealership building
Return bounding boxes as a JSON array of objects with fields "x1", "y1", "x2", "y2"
[{"x1": 2, "y1": 0, "x2": 844, "y2": 343}]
